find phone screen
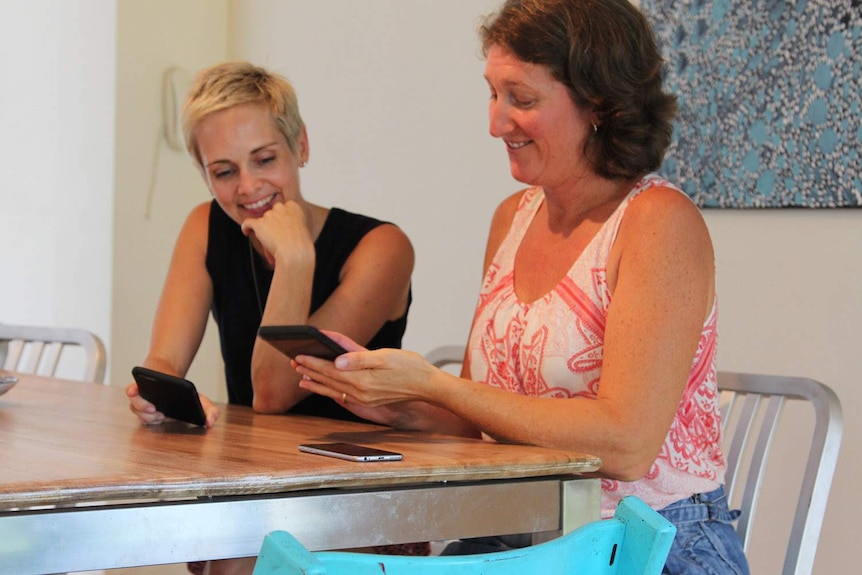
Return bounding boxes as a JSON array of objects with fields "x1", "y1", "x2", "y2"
[
  {"x1": 298, "y1": 442, "x2": 403, "y2": 462},
  {"x1": 258, "y1": 325, "x2": 348, "y2": 360}
]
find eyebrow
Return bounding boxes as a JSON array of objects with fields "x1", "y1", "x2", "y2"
[
  {"x1": 204, "y1": 141, "x2": 279, "y2": 169},
  {"x1": 204, "y1": 159, "x2": 231, "y2": 168},
  {"x1": 483, "y1": 75, "x2": 534, "y2": 89}
]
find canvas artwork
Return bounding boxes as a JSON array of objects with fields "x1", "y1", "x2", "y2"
[{"x1": 640, "y1": 0, "x2": 861, "y2": 207}]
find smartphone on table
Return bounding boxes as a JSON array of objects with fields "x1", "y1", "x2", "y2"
[
  {"x1": 258, "y1": 325, "x2": 348, "y2": 360},
  {"x1": 0, "y1": 372, "x2": 18, "y2": 397},
  {"x1": 131, "y1": 366, "x2": 207, "y2": 427},
  {"x1": 298, "y1": 442, "x2": 403, "y2": 462}
]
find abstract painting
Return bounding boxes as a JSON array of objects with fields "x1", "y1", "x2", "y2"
[{"x1": 641, "y1": 0, "x2": 861, "y2": 207}]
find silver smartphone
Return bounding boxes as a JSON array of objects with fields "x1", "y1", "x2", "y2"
[{"x1": 298, "y1": 442, "x2": 403, "y2": 462}]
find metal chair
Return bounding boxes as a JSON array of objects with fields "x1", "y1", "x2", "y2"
[
  {"x1": 0, "y1": 323, "x2": 107, "y2": 384},
  {"x1": 252, "y1": 495, "x2": 676, "y2": 575},
  {"x1": 717, "y1": 372, "x2": 843, "y2": 575},
  {"x1": 424, "y1": 344, "x2": 466, "y2": 371}
]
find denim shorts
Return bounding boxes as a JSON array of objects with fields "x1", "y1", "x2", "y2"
[
  {"x1": 441, "y1": 486, "x2": 749, "y2": 575},
  {"x1": 658, "y1": 486, "x2": 750, "y2": 575}
]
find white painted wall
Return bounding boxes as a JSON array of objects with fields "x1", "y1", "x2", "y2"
[
  {"x1": 111, "y1": 0, "x2": 228, "y2": 400},
  {"x1": 0, "y1": 0, "x2": 115, "y2": 365},
  {"x1": 706, "y1": 210, "x2": 860, "y2": 574},
  {"x1": 226, "y1": 0, "x2": 509, "y2": 356}
]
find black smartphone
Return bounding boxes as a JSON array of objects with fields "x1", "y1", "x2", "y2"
[
  {"x1": 131, "y1": 366, "x2": 207, "y2": 427},
  {"x1": 298, "y1": 442, "x2": 403, "y2": 462},
  {"x1": 258, "y1": 325, "x2": 348, "y2": 360}
]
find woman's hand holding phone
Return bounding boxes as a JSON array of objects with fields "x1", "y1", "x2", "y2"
[
  {"x1": 127, "y1": 367, "x2": 219, "y2": 428},
  {"x1": 258, "y1": 325, "x2": 351, "y2": 360}
]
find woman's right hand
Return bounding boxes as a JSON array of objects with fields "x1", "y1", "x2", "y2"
[
  {"x1": 240, "y1": 200, "x2": 314, "y2": 268},
  {"x1": 125, "y1": 381, "x2": 220, "y2": 428}
]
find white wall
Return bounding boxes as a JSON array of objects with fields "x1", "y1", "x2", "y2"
[
  {"x1": 111, "y1": 0, "x2": 228, "y2": 400},
  {"x1": 225, "y1": 2, "x2": 860, "y2": 573},
  {"x1": 706, "y1": 210, "x2": 860, "y2": 574},
  {"x1": 0, "y1": 0, "x2": 115, "y2": 359},
  {"x1": 227, "y1": 0, "x2": 510, "y2": 356}
]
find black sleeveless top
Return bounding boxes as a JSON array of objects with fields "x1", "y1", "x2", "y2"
[{"x1": 205, "y1": 200, "x2": 410, "y2": 420}]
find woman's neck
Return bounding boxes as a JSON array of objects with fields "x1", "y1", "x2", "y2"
[{"x1": 541, "y1": 175, "x2": 639, "y2": 234}]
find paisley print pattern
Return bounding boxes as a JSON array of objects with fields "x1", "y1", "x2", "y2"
[{"x1": 467, "y1": 174, "x2": 726, "y2": 516}]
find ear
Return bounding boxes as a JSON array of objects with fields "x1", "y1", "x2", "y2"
[{"x1": 297, "y1": 125, "x2": 310, "y2": 165}]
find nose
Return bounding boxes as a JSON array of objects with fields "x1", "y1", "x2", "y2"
[
  {"x1": 237, "y1": 168, "x2": 260, "y2": 196},
  {"x1": 488, "y1": 99, "x2": 513, "y2": 139}
]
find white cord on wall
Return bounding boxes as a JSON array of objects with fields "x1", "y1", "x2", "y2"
[{"x1": 145, "y1": 66, "x2": 190, "y2": 219}]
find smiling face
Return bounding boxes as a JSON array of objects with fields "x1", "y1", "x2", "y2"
[
  {"x1": 484, "y1": 45, "x2": 595, "y2": 190},
  {"x1": 194, "y1": 103, "x2": 309, "y2": 225}
]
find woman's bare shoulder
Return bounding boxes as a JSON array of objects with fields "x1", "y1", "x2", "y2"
[
  {"x1": 624, "y1": 184, "x2": 709, "y2": 238},
  {"x1": 482, "y1": 188, "x2": 531, "y2": 273}
]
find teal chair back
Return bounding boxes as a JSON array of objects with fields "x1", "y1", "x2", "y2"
[{"x1": 252, "y1": 496, "x2": 675, "y2": 575}]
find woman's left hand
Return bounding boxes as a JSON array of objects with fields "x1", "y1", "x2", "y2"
[
  {"x1": 293, "y1": 331, "x2": 436, "y2": 408},
  {"x1": 296, "y1": 331, "x2": 478, "y2": 436}
]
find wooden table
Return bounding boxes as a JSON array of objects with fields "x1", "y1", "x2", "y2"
[{"x1": 0, "y1": 373, "x2": 601, "y2": 574}]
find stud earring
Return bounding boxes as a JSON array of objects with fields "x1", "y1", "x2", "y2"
[{"x1": 592, "y1": 122, "x2": 598, "y2": 134}]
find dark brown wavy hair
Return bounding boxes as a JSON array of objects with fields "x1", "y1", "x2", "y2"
[{"x1": 480, "y1": 0, "x2": 677, "y2": 180}]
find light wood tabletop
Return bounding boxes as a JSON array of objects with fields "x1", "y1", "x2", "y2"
[{"x1": 0, "y1": 372, "x2": 602, "y2": 573}]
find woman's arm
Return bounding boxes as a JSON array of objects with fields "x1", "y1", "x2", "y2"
[
  {"x1": 351, "y1": 191, "x2": 525, "y2": 436},
  {"x1": 296, "y1": 186, "x2": 715, "y2": 480},
  {"x1": 127, "y1": 202, "x2": 220, "y2": 426},
  {"x1": 296, "y1": 191, "x2": 525, "y2": 435},
  {"x1": 292, "y1": 332, "x2": 479, "y2": 437},
  {"x1": 242, "y1": 202, "x2": 415, "y2": 414}
]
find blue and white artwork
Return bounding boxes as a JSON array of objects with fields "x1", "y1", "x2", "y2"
[{"x1": 640, "y1": 0, "x2": 861, "y2": 207}]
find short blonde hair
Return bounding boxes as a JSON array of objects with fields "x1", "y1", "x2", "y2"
[{"x1": 182, "y1": 61, "x2": 304, "y2": 166}]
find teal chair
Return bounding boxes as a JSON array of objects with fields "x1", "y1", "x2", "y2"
[{"x1": 252, "y1": 496, "x2": 676, "y2": 575}]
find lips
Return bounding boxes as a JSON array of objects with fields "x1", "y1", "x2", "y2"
[
  {"x1": 506, "y1": 140, "x2": 531, "y2": 149},
  {"x1": 243, "y1": 194, "x2": 276, "y2": 211}
]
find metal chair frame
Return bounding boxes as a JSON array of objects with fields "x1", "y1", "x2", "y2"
[
  {"x1": 717, "y1": 372, "x2": 843, "y2": 575},
  {"x1": 0, "y1": 323, "x2": 107, "y2": 384},
  {"x1": 424, "y1": 344, "x2": 467, "y2": 370}
]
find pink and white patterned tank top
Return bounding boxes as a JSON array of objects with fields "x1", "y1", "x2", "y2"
[{"x1": 467, "y1": 174, "x2": 725, "y2": 517}]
